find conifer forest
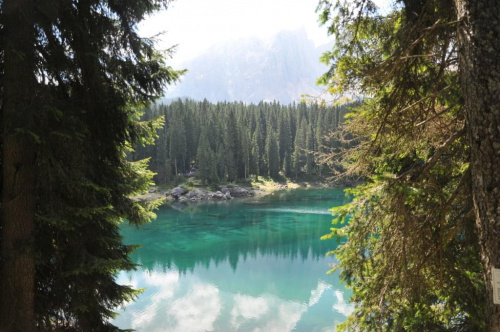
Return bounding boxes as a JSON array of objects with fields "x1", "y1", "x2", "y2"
[{"x1": 132, "y1": 99, "x2": 352, "y2": 185}]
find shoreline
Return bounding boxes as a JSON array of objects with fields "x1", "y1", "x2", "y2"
[{"x1": 132, "y1": 178, "x2": 357, "y2": 205}]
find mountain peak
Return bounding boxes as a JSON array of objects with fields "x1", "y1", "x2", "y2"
[{"x1": 165, "y1": 29, "x2": 328, "y2": 104}]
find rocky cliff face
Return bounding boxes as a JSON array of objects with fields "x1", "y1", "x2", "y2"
[{"x1": 166, "y1": 29, "x2": 330, "y2": 104}]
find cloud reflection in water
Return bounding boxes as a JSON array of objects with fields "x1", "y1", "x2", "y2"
[
  {"x1": 168, "y1": 283, "x2": 221, "y2": 332},
  {"x1": 112, "y1": 189, "x2": 353, "y2": 331},
  {"x1": 113, "y1": 258, "x2": 352, "y2": 331}
]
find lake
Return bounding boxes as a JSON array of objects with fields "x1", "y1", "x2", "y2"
[{"x1": 112, "y1": 188, "x2": 352, "y2": 331}]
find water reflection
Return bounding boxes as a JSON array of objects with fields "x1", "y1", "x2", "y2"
[
  {"x1": 115, "y1": 266, "x2": 352, "y2": 331},
  {"x1": 113, "y1": 189, "x2": 352, "y2": 331}
]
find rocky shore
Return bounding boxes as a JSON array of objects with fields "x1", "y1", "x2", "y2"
[
  {"x1": 132, "y1": 184, "x2": 268, "y2": 204},
  {"x1": 169, "y1": 185, "x2": 253, "y2": 202},
  {"x1": 132, "y1": 179, "x2": 359, "y2": 205}
]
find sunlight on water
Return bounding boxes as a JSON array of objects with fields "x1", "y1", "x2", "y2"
[{"x1": 113, "y1": 188, "x2": 352, "y2": 331}]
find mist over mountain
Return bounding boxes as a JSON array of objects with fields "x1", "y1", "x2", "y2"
[{"x1": 165, "y1": 29, "x2": 330, "y2": 104}]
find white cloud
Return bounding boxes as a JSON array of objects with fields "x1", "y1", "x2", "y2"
[
  {"x1": 230, "y1": 294, "x2": 269, "y2": 329},
  {"x1": 256, "y1": 301, "x2": 308, "y2": 332},
  {"x1": 129, "y1": 269, "x2": 180, "y2": 329},
  {"x1": 168, "y1": 283, "x2": 222, "y2": 332},
  {"x1": 309, "y1": 281, "x2": 332, "y2": 307}
]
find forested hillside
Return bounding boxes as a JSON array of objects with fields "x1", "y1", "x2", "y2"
[{"x1": 132, "y1": 99, "x2": 353, "y2": 185}]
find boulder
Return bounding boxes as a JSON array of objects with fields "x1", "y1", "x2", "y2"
[
  {"x1": 211, "y1": 191, "x2": 225, "y2": 199},
  {"x1": 186, "y1": 189, "x2": 208, "y2": 201},
  {"x1": 170, "y1": 185, "x2": 188, "y2": 199},
  {"x1": 220, "y1": 185, "x2": 251, "y2": 197}
]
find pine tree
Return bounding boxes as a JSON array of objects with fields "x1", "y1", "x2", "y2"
[
  {"x1": 155, "y1": 123, "x2": 169, "y2": 185},
  {"x1": 183, "y1": 102, "x2": 199, "y2": 170},
  {"x1": 314, "y1": 106, "x2": 330, "y2": 177},
  {"x1": 1, "y1": 1, "x2": 37, "y2": 329},
  {"x1": 250, "y1": 134, "x2": 261, "y2": 180},
  {"x1": 254, "y1": 111, "x2": 267, "y2": 175},
  {"x1": 216, "y1": 143, "x2": 227, "y2": 180},
  {"x1": 168, "y1": 109, "x2": 187, "y2": 176},
  {"x1": 292, "y1": 118, "x2": 307, "y2": 179},
  {"x1": 0, "y1": 0, "x2": 182, "y2": 330},
  {"x1": 305, "y1": 122, "x2": 315, "y2": 176},
  {"x1": 283, "y1": 150, "x2": 292, "y2": 177},
  {"x1": 224, "y1": 110, "x2": 239, "y2": 182},
  {"x1": 240, "y1": 126, "x2": 251, "y2": 180},
  {"x1": 278, "y1": 113, "x2": 292, "y2": 172},
  {"x1": 318, "y1": 0, "x2": 499, "y2": 329},
  {"x1": 196, "y1": 127, "x2": 218, "y2": 184},
  {"x1": 266, "y1": 132, "x2": 280, "y2": 179}
]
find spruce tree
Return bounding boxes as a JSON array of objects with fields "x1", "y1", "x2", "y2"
[
  {"x1": 216, "y1": 143, "x2": 227, "y2": 180},
  {"x1": 305, "y1": 122, "x2": 315, "y2": 176},
  {"x1": 196, "y1": 127, "x2": 218, "y2": 185},
  {"x1": 155, "y1": 123, "x2": 169, "y2": 185},
  {"x1": 240, "y1": 126, "x2": 251, "y2": 180},
  {"x1": 278, "y1": 113, "x2": 292, "y2": 172},
  {"x1": 0, "y1": 0, "x2": 181, "y2": 330},
  {"x1": 267, "y1": 132, "x2": 280, "y2": 179},
  {"x1": 318, "y1": 0, "x2": 500, "y2": 329},
  {"x1": 224, "y1": 111, "x2": 239, "y2": 182},
  {"x1": 292, "y1": 118, "x2": 307, "y2": 179},
  {"x1": 1, "y1": 0, "x2": 37, "y2": 329},
  {"x1": 168, "y1": 109, "x2": 187, "y2": 176},
  {"x1": 315, "y1": 107, "x2": 327, "y2": 177},
  {"x1": 250, "y1": 134, "x2": 261, "y2": 180}
]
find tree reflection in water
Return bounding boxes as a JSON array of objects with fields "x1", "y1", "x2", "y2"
[{"x1": 113, "y1": 189, "x2": 353, "y2": 331}]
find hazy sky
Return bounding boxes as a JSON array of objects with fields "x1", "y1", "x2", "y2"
[
  {"x1": 139, "y1": 0, "x2": 332, "y2": 66},
  {"x1": 139, "y1": 0, "x2": 392, "y2": 67}
]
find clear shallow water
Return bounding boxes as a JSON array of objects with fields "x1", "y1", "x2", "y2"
[{"x1": 113, "y1": 188, "x2": 352, "y2": 331}]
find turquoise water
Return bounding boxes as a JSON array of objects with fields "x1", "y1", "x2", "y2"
[{"x1": 113, "y1": 188, "x2": 351, "y2": 331}]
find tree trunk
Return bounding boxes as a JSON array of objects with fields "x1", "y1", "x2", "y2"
[
  {"x1": 455, "y1": 0, "x2": 500, "y2": 330},
  {"x1": 0, "y1": 0, "x2": 36, "y2": 331}
]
